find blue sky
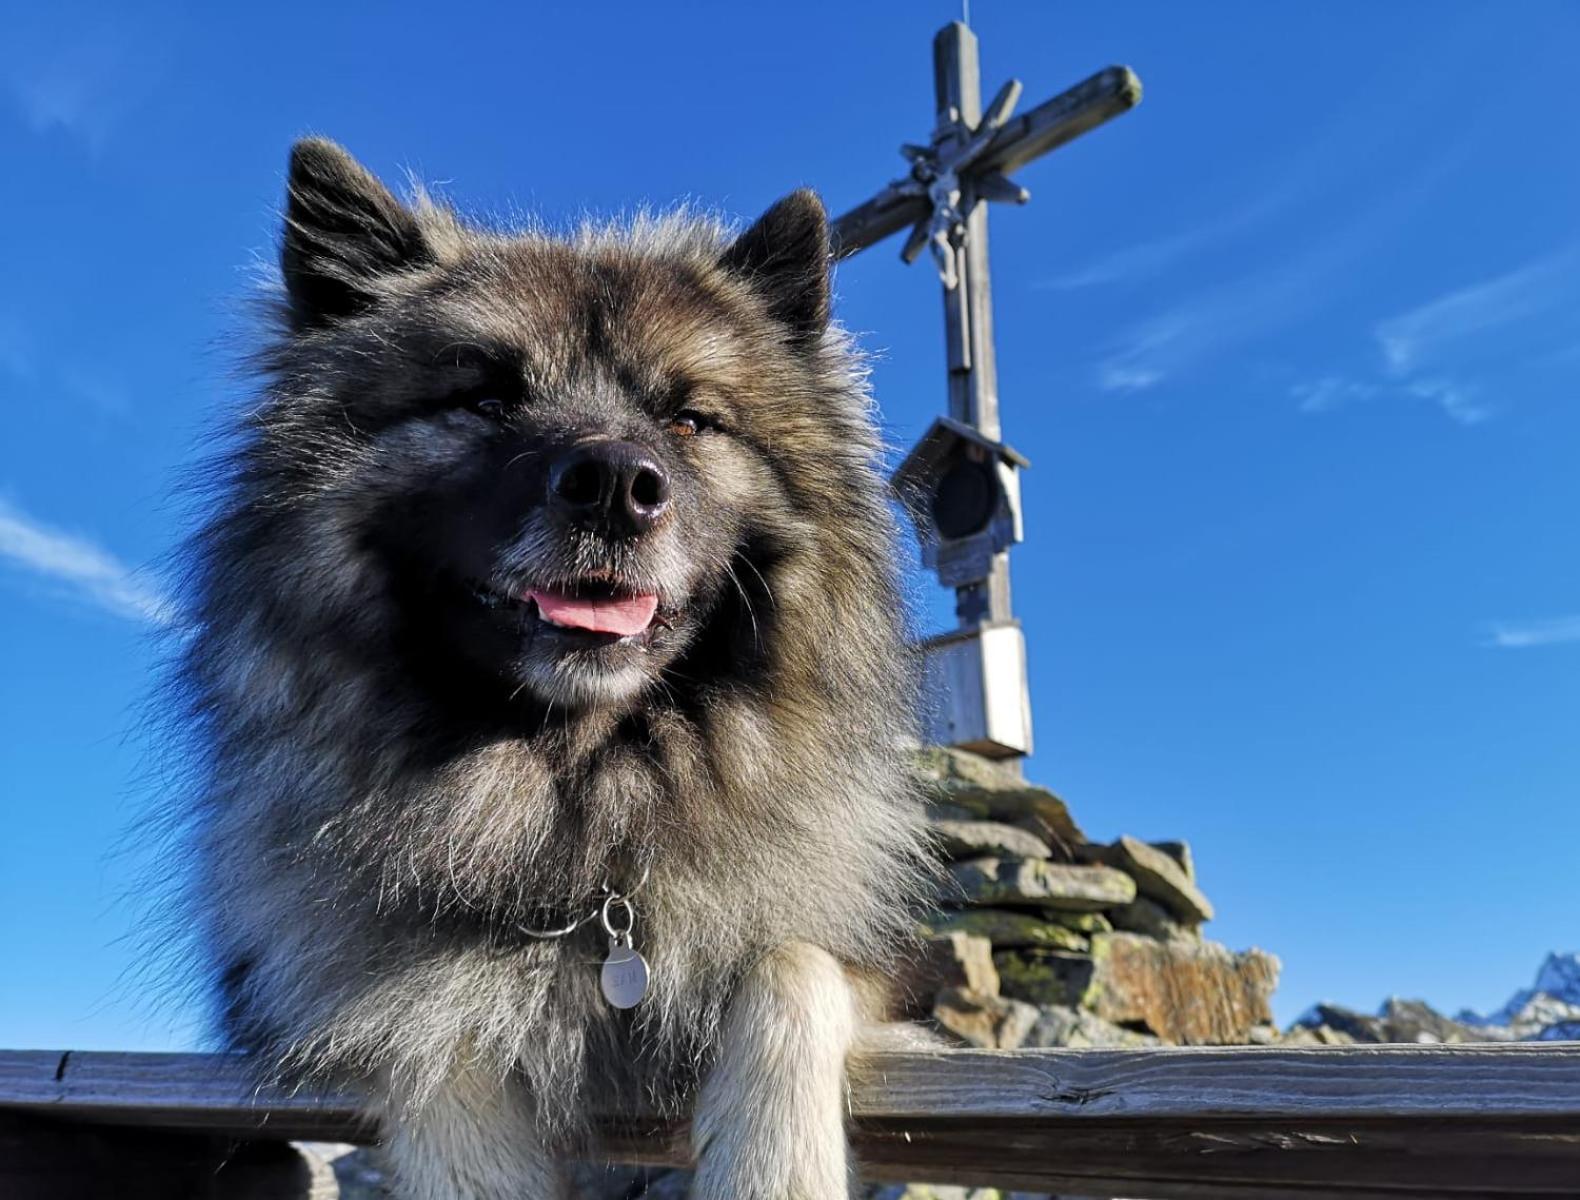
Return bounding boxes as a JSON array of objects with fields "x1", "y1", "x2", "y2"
[{"x1": 2, "y1": 1, "x2": 1578, "y2": 1049}]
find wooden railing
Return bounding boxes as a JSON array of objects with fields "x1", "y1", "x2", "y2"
[{"x1": 4, "y1": 1043, "x2": 1580, "y2": 1198}]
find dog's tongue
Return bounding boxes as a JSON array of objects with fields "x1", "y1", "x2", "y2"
[{"x1": 529, "y1": 589, "x2": 658, "y2": 636}]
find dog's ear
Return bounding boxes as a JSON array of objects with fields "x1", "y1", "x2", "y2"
[
  {"x1": 280, "y1": 138, "x2": 432, "y2": 331},
  {"x1": 719, "y1": 189, "x2": 831, "y2": 345}
]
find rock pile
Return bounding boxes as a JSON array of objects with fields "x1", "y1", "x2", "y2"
[{"x1": 913, "y1": 747, "x2": 1280, "y2": 1049}]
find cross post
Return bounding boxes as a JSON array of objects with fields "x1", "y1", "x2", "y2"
[
  {"x1": 831, "y1": 22, "x2": 1141, "y2": 762},
  {"x1": 935, "y1": 21, "x2": 1011, "y2": 628}
]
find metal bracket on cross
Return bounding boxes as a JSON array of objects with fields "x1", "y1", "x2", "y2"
[{"x1": 894, "y1": 79, "x2": 1031, "y2": 288}]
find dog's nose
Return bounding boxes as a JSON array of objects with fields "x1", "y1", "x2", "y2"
[{"x1": 547, "y1": 440, "x2": 671, "y2": 535}]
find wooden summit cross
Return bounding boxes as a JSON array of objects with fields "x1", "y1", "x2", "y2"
[{"x1": 831, "y1": 22, "x2": 1141, "y2": 762}]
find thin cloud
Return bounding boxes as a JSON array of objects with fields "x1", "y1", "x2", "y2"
[
  {"x1": 1090, "y1": 134, "x2": 1471, "y2": 398},
  {"x1": 1094, "y1": 312, "x2": 1198, "y2": 393},
  {"x1": 1290, "y1": 374, "x2": 1491, "y2": 426},
  {"x1": 1375, "y1": 244, "x2": 1580, "y2": 376},
  {"x1": 1297, "y1": 243, "x2": 1580, "y2": 426},
  {"x1": 0, "y1": 314, "x2": 132, "y2": 415},
  {"x1": 0, "y1": 497, "x2": 175, "y2": 626},
  {"x1": 1405, "y1": 377, "x2": 1490, "y2": 427},
  {"x1": 3, "y1": 25, "x2": 162, "y2": 152},
  {"x1": 1351, "y1": 244, "x2": 1580, "y2": 424},
  {"x1": 1042, "y1": 22, "x2": 1485, "y2": 301},
  {"x1": 1073, "y1": 28, "x2": 1498, "y2": 401},
  {"x1": 1291, "y1": 376, "x2": 1381, "y2": 415},
  {"x1": 1036, "y1": 42, "x2": 1466, "y2": 299},
  {"x1": 59, "y1": 366, "x2": 131, "y2": 417},
  {"x1": 1097, "y1": 364, "x2": 1165, "y2": 394},
  {"x1": 1483, "y1": 615, "x2": 1580, "y2": 650},
  {"x1": 1037, "y1": 219, "x2": 1251, "y2": 293},
  {"x1": 1093, "y1": 233, "x2": 1361, "y2": 394}
]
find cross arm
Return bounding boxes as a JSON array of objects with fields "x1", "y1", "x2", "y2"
[{"x1": 829, "y1": 65, "x2": 1142, "y2": 260}]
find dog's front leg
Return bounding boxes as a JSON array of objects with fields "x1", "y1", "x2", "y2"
[
  {"x1": 690, "y1": 942, "x2": 858, "y2": 1200},
  {"x1": 377, "y1": 1063, "x2": 567, "y2": 1200}
]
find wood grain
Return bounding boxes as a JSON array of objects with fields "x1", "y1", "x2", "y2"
[
  {"x1": 4, "y1": 1045, "x2": 1579, "y2": 1197},
  {"x1": 828, "y1": 65, "x2": 1142, "y2": 260}
]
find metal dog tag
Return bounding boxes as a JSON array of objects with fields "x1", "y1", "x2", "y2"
[
  {"x1": 601, "y1": 939, "x2": 649, "y2": 1009},
  {"x1": 599, "y1": 891, "x2": 648, "y2": 1009}
]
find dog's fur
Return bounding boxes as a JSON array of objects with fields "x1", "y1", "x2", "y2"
[{"x1": 172, "y1": 139, "x2": 930, "y2": 1198}]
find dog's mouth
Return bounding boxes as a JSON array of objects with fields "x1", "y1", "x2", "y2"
[{"x1": 468, "y1": 575, "x2": 672, "y2": 644}]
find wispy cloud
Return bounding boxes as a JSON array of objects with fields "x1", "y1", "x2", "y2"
[
  {"x1": 1037, "y1": 214, "x2": 1262, "y2": 293},
  {"x1": 1404, "y1": 377, "x2": 1490, "y2": 426},
  {"x1": 1041, "y1": 22, "x2": 1492, "y2": 306},
  {"x1": 0, "y1": 313, "x2": 134, "y2": 418},
  {"x1": 1088, "y1": 125, "x2": 1475, "y2": 399},
  {"x1": 1293, "y1": 242, "x2": 1580, "y2": 426},
  {"x1": 1375, "y1": 245, "x2": 1580, "y2": 376},
  {"x1": 59, "y1": 366, "x2": 131, "y2": 416},
  {"x1": 1290, "y1": 373, "x2": 1491, "y2": 426},
  {"x1": 0, "y1": 497, "x2": 175, "y2": 625},
  {"x1": 1482, "y1": 615, "x2": 1580, "y2": 650},
  {"x1": 1291, "y1": 376, "x2": 1382, "y2": 415},
  {"x1": 2, "y1": 24, "x2": 162, "y2": 152},
  {"x1": 1359, "y1": 244, "x2": 1580, "y2": 423},
  {"x1": 1093, "y1": 311, "x2": 1203, "y2": 393},
  {"x1": 1061, "y1": 25, "x2": 1532, "y2": 406},
  {"x1": 1092, "y1": 221, "x2": 1377, "y2": 395}
]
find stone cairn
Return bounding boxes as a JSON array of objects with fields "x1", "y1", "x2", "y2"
[{"x1": 907, "y1": 747, "x2": 1280, "y2": 1050}]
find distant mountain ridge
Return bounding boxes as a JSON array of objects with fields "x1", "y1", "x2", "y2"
[
  {"x1": 1457, "y1": 951, "x2": 1580, "y2": 1041},
  {"x1": 1289, "y1": 952, "x2": 1580, "y2": 1045}
]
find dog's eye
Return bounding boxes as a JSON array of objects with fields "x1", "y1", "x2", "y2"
[
  {"x1": 668, "y1": 409, "x2": 711, "y2": 438},
  {"x1": 469, "y1": 396, "x2": 507, "y2": 419}
]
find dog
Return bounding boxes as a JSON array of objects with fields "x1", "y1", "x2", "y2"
[{"x1": 173, "y1": 138, "x2": 931, "y2": 1198}]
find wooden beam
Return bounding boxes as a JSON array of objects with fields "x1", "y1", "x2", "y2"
[
  {"x1": 4, "y1": 1045, "x2": 1580, "y2": 1197},
  {"x1": 0, "y1": 1050, "x2": 372, "y2": 1142},
  {"x1": 929, "y1": 21, "x2": 1016, "y2": 635},
  {"x1": 828, "y1": 65, "x2": 1142, "y2": 259},
  {"x1": 0, "y1": 1112, "x2": 338, "y2": 1200},
  {"x1": 849, "y1": 1042, "x2": 1580, "y2": 1119}
]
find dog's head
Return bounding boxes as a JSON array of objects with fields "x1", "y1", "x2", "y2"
[{"x1": 229, "y1": 139, "x2": 890, "y2": 716}]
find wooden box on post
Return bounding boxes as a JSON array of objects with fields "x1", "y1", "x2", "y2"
[
  {"x1": 919, "y1": 619, "x2": 1032, "y2": 757},
  {"x1": 892, "y1": 416, "x2": 1028, "y2": 593}
]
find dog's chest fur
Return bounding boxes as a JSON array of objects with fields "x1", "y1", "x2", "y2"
[{"x1": 205, "y1": 662, "x2": 920, "y2": 1138}]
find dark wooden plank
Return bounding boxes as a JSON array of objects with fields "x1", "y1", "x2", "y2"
[
  {"x1": 828, "y1": 65, "x2": 1142, "y2": 259},
  {"x1": 600, "y1": 1116, "x2": 1580, "y2": 1199},
  {"x1": 11, "y1": 1045, "x2": 1580, "y2": 1132},
  {"x1": 0, "y1": 1112, "x2": 338, "y2": 1200},
  {"x1": 6, "y1": 1043, "x2": 1573, "y2": 1138},
  {"x1": 8, "y1": 1044, "x2": 1580, "y2": 1125},
  {"x1": 0, "y1": 1050, "x2": 372, "y2": 1142},
  {"x1": 856, "y1": 1115, "x2": 1580, "y2": 1198},
  {"x1": 5, "y1": 1045, "x2": 1580, "y2": 1197},
  {"x1": 846, "y1": 1043, "x2": 1580, "y2": 1120}
]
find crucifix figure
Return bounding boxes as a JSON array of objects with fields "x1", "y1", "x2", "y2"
[{"x1": 831, "y1": 21, "x2": 1141, "y2": 762}]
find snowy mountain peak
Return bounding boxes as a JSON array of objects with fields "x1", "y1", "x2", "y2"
[
  {"x1": 1532, "y1": 952, "x2": 1580, "y2": 1001},
  {"x1": 1457, "y1": 951, "x2": 1580, "y2": 1040}
]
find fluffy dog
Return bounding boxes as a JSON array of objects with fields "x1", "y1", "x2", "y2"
[{"x1": 174, "y1": 139, "x2": 930, "y2": 1198}]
